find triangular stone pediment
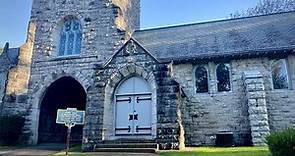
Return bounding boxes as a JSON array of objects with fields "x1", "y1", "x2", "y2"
[{"x1": 103, "y1": 38, "x2": 159, "y2": 68}]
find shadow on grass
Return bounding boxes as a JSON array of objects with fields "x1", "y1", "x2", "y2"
[{"x1": 52, "y1": 144, "x2": 82, "y2": 156}]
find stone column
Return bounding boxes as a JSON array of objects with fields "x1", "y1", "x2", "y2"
[{"x1": 243, "y1": 71, "x2": 270, "y2": 146}]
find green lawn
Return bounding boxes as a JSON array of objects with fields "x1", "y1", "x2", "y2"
[
  {"x1": 160, "y1": 147, "x2": 270, "y2": 156},
  {"x1": 53, "y1": 146, "x2": 270, "y2": 156}
]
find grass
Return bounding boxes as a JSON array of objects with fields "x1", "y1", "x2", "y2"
[
  {"x1": 52, "y1": 145, "x2": 270, "y2": 156},
  {"x1": 53, "y1": 144, "x2": 85, "y2": 156},
  {"x1": 160, "y1": 147, "x2": 270, "y2": 156}
]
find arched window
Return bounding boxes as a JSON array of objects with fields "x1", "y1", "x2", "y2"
[
  {"x1": 58, "y1": 18, "x2": 82, "y2": 56},
  {"x1": 216, "y1": 63, "x2": 231, "y2": 92},
  {"x1": 272, "y1": 59, "x2": 289, "y2": 89},
  {"x1": 195, "y1": 66, "x2": 209, "y2": 93}
]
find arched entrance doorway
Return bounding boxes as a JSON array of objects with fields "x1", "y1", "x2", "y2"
[
  {"x1": 115, "y1": 76, "x2": 152, "y2": 137},
  {"x1": 38, "y1": 76, "x2": 86, "y2": 143}
]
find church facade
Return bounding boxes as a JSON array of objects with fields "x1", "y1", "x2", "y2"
[{"x1": 0, "y1": 0, "x2": 295, "y2": 151}]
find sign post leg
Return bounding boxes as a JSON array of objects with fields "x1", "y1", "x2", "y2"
[{"x1": 66, "y1": 127, "x2": 71, "y2": 156}]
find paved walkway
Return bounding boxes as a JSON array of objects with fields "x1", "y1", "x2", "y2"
[
  {"x1": 0, "y1": 143, "x2": 64, "y2": 156},
  {"x1": 0, "y1": 144, "x2": 159, "y2": 156}
]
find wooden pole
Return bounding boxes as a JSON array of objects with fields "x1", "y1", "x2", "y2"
[{"x1": 66, "y1": 126, "x2": 71, "y2": 156}]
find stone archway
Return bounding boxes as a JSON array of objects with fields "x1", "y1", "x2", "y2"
[
  {"x1": 38, "y1": 76, "x2": 86, "y2": 143},
  {"x1": 103, "y1": 65, "x2": 157, "y2": 140}
]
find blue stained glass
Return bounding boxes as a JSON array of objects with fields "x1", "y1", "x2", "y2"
[
  {"x1": 65, "y1": 21, "x2": 71, "y2": 32},
  {"x1": 59, "y1": 19, "x2": 82, "y2": 56},
  {"x1": 73, "y1": 21, "x2": 80, "y2": 31},
  {"x1": 67, "y1": 32, "x2": 74, "y2": 55},
  {"x1": 75, "y1": 32, "x2": 82, "y2": 54},
  {"x1": 59, "y1": 32, "x2": 66, "y2": 56}
]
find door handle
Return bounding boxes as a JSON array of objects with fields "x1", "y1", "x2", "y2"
[{"x1": 129, "y1": 114, "x2": 138, "y2": 120}]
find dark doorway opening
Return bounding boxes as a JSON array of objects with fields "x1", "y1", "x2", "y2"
[{"x1": 38, "y1": 77, "x2": 86, "y2": 143}]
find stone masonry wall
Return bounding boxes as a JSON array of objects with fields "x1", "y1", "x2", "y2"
[
  {"x1": 29, "y1": 0, "x2": 140, "y2": 62},
  {"x1": 266, "y1": 55, "x2": 295, "y2": 132},
  {"x1": 86, "y1": 40, "x2": 180, "y2": 150},
  {"x1": 2, "y1": 22, "x2": 36, "y2": 116},
  {"x1": 171, "y1": 56, "x2": 295, "y2": 146},
  {"x1": 0, "y1": 46, "x2": 10, "y2": 113},
  {"x1": 23, "y1": 0, "x2": 141, "y2": 144}
]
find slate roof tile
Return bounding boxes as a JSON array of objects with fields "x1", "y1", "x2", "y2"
[{"x1": 133, "y1": 11, "x2": 295, "y2": 62}]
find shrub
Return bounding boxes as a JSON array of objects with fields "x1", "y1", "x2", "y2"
[
  {"x1": 266, "y1": 128, "x2": 295, "y2": 156},
  {"x1": 0, "y1": 115, "x2": 25, "y2": 145}
]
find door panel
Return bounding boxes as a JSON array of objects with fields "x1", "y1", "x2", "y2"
[
  {"x1": 115, "y1": 95, "x2": 133, "y2": 135},
  {"x1": 134, "y1": 77, "x2": 151, "y2": 93},
  {"x1": 115, "y1": 77, "x2": 152, "y2": 137},
  {"x1": 116, "y1": 78, "x2": 135, "y2": 94},
  {"x1": 134, "y1": 94, "x2": 152, "y2": 135}
]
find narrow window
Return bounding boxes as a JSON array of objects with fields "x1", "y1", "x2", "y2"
[
  {"x1": 272, "y1": 59, "x2": 289, "y2": 89},
  {"x1": 216, "y1": 63, "x2": 231, "y2": 92},
  {"x1": 195, "y1": 66, "x2": 209, "y2": 93},
  {"x1": 59, "y1": 19, "x2": 82, "y2": 56}
]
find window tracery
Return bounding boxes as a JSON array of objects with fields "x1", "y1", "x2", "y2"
[{"x1": 59, "y1": 19, "x2": 82, "y2": 56}]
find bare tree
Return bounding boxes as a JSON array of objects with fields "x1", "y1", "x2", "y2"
[{"x1": 230, "y1": 0, "x2": 295, "y2": 18}]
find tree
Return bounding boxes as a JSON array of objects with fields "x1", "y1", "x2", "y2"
[
  {"x1": 230, "y1": 0, "x2": 295, "y2": 18},
  {"x1": 0, "y1": 48, "x2": 3, "y2": 55}
]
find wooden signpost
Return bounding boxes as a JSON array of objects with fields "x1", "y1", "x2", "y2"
[{"x1": 56, "y1": 108, "x2": 85, "y2": 156}]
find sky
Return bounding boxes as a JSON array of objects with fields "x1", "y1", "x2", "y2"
[{"x1": 0, "y1": 0, "x2": 260, "y2": 48}]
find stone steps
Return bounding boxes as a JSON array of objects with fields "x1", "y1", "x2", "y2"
[
  {"x1": 94, "y1": 140, "x2": 158, "y2": 153},
  {"x1": 102, "y1": 139, "x2": 156, "y2": 144},
  {"x1": 95, "y1": 143, "x2": 158, "y2": 149},
  {"x1": 94, "y1": 148, "x2": 157, "y2": 153}
]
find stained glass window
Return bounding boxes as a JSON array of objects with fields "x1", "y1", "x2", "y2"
[
  {"x1": 216, "y1": 63, "x2": 231, "y2": 92},
  {"x1": 195, "y1": 66, "x2": 209, "y2": 93},
  {"x1": 58, "y1": 19, "x2": 82, "y2": 56},
  {"x1": 272, "y1": 59, "x2": 289, "y2": 89}
]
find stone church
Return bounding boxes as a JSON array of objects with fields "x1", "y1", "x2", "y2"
[{"x1": 0, "y1": 0, "x2": 295, "y2": 151}]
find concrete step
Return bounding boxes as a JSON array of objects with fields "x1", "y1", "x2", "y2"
[
  {"x1": 102, "y1": 139, "x2": 156, "y2": 144},
  {"x1": 95, "y1": 143, "x2": 158, "y2": 149},
  {"x1": 95, "y1": 140, "x2": 158, "y2": 153},
  {"x1": 94, "y1": 148, "x2": 157, "y2": 153}
]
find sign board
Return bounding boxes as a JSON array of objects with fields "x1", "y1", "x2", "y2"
[
  {"x1": 56, "y1": 108, "x2": 85, "y2": 128},
  {"x1": 56, "y1": 108, "x2": 85, "y2": 156}
]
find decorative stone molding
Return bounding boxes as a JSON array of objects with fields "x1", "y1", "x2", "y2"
[{"x1": 102, "y1": 64, "x2": 157, "y2": 140}]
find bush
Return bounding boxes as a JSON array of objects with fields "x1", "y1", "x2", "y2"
[
  {"x1": 0, "y1": 115, "x2": 25, "y2": 145},
  {"x1": 266, "y1": 128, "x2": 295, "y2": 156}
]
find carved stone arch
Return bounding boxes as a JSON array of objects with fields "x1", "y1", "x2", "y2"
[
  {"x1": 54, "y1": 13, "x2": 84, "y2": 31},
  {"x1": 103, "y1": 65, "x2": 157, "y2": 140},
  {"x1": 28, "y1": 70, "x2": 92, "y2": 144},
  {"x1": 41, "y1": 70, "x2": 91, "y2": 98}
]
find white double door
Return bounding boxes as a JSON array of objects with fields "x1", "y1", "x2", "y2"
[{"x1": 115, "y1": 77, "x2": 152, "y2": 136}]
